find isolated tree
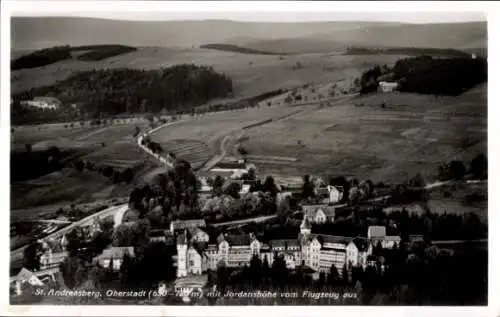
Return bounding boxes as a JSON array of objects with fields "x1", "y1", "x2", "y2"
[
  {"x1": 470, "y1": 153, "x2": 487, "y2": 179},
  {"x1": 271, "y1": 253, "x2": 288, "y2": 288},
  {"x1": 23, "y1": 240, "x2": 41, "y2": 271},
  {"x1": 225, "y1": 182, "x2": 241, "y2": 199},
  {"x1": 263, "y1": 176, "x2": 278, "y2": 198},
  {"x1": 328, "y1": 264, "x2": 339, "y2": 285},
  {"x1": 213, "y1": 175, "x2": 224, "y2": 196},
  {"x1": 302, "y1": 175, "x2": 315, "y2": 200},
  {"x1": 237, "y1": 146, "x2": 249, "y2": 157},
  {"x1": 448, "y1": 160, "x2": 467, "y2": 180},
  {"x1": 342, "y1": 264, "x2": 350, "y2": 285}
]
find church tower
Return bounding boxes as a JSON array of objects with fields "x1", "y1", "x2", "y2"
[
  {"x1": 300, "y1": 216, "x2": 311, "y2": 236},
  {"x1": 176, "y1": 230, "x2": 188, "y2": 278}
]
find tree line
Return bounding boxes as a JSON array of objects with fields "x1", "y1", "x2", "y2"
[
  {"x1": 438, "y1": 154, "x2": 487, "y2": 181},
  {"x1": 11, "y1": 46, "x2": 72, "y2": 70},
  {"x1": 71, "y1": 159, "x2": 135, "y2": 185},
  {"x1": 11, "y1": 45, "x2": 138, "y2": 71}
]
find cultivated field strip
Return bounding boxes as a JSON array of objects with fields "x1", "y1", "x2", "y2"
[
  {"x1": 149, "y1": 106, "x2": 304, "y2": 169},
  {"x1": 241, "y1": 86, "x2": 487, "y2": 183}
]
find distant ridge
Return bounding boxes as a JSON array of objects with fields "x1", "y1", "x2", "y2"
[{"x1": 12, "y1": 17, "x2": 484, "y2": 52}]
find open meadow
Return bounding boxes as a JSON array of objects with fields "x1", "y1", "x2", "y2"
[
  {"x1": 11, "y1": 47, "x2": 406, "y2": 100},
  {"x1": 239, "y1": 83, "x2": 487, "y2": 184},
  {"x1": 149, "y1": 105, "x2": 306, "y2": 169},
  {"x1": 11, "y1": 121, "x2": 160, "y2": 213}
]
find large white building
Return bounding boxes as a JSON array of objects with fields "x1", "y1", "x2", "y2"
[{"x1": 175, "y1": 218, "x2": 397, "y2": 279}]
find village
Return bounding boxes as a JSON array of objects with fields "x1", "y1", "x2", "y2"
[{"x1": 10, "y1": 147, "x2": 485, "y2": 305}]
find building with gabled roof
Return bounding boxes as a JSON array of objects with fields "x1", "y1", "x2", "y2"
[
  {"x1": 92, "y1": 246, "x2": 135, "y2": 270},
  {"x1": 367, "y1": 226, "x2": 386, "y2": 239},
  {"x1": 10, "y1": 267, "x2": 59, "y2": 296},
  {"x1": 170, "y1": 219, "x2": 206, "y2": 233},
  {"x1": 302, "y1": 204, "x2": 336, "y2": 224}
]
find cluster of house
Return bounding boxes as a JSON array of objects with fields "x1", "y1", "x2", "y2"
[
  {"x1": 175, "y1": 204, "x2": 402, "y2": 280},
  {"x1": 10, "y1": 217, "x2": 130, "y2": 296}
]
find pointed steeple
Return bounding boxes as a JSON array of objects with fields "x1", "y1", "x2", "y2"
[{"x1": 300, "y1": 216, "x2": 311, "y2": 235}]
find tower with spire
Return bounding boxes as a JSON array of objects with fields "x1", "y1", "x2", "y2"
[
  {"x1": 300, "y1": 216, "x2": 312, "y2": 236},
  {"x1": 176, "y1": 229, "x2": 188, "y2": 277}
]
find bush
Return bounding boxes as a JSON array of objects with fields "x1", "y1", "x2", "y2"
[{"x1": 74, "y1": 160, "x2": 85, "y2": 172}]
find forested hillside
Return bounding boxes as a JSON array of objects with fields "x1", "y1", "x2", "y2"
[
  {"x1": 358, "y1": 56, "x2": 487, "y2": 95},
  {"x1": 12, "y1": 64, "x2": 233, "y2": 123}
]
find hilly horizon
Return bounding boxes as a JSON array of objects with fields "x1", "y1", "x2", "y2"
[{"x1": 12, "y1": 17, "x2": 486, "y2": 52}]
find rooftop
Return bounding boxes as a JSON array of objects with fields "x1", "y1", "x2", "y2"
[
  {"x1": 219, "y1": 234, "x2": 251, "y2": 246},
  {"x1": 302, "y1": 204, "x2": 336, "y2": 218},
  {"x1": 313, "y1": 234, "x2": 353, "y2": 246},
  {"x1": 269, "y1": 239, "x2": 299, "y2": 249},
  {"x1": 93, "y1": 247, "x2": 135, "y2": 261}
]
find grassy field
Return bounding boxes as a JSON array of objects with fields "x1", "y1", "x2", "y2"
[
  {"x1": 239, "y1": 84, "x2": 487, "y2": 184},
  {"x1": 149, "y1": 105, "x2": 305, "y2": 168},
  {"x1": 10, "y1": 121, "x2": 158, "y2": 212},
  {"x1": 11, "y1": 47, "x2": 406, "y2": 100}
]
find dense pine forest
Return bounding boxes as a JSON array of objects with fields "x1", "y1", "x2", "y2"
[
  {"x1": 11, "y1": 45, "x2": 138, "y2": 70},
  {"x1": 11, "y1": 64, "x2": 233, "y2": 123},
  {"x1": 359, "y1": 56, "x2": 487, "y2": 95}
]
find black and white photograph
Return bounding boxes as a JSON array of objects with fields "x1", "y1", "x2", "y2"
[{"x1": 3, "y1": 1, "x2": 496, "y2": 314}]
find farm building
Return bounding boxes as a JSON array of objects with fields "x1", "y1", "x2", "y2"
[
  {"x1": 210, "y1": 158, "x2": 251, "y2": 179},
  {"x1": 378, "y1": 81, "x2": 399, "y2": 93},
  {"x1": 170, "y1": 219, "x2": 206, "y2": 233},
  {"x1": 10, "y1": 267, "x2": 58, "y2": 296},
  {"x1": 315, "y1": 185, "x2": 344, "y2": 204},
  {"x1": 302, "y1": 204, "x2": 336, "y2": 224},
  {"x1": 367, "y1": 226, "x2": 386, "y2": 239},
  {"x1": 39, "y1": 250, "x2": 68, "y2": 270},
  {"x1": 149, "y1": 229, "x2": 167, "y2": 243},
  {"x1": 20, "y1": 97, "x2": 62, "y2": 110}
]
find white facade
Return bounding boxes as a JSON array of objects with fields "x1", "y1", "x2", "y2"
[
  {"x1": 21, "y1": 99, "x2": 60, "y2": 110},
  {"x1": 175, "y1": 223, "x2": 399, "y2": 278},
  {"x1": 327, "y1": 186, "x2": 343, "y2": 204},
  {"x1": 190, "y1": 229, "x2": 210, "y2": 243},
  {"x1": 187, "y1": 248, "x2": 202, "y2": 275},
  {"x1": 177, "y1": 241, "x2": 188, "y2": 278},
  {"x1": 379, "y1": 81, "x2": 398, "y2": 93}
]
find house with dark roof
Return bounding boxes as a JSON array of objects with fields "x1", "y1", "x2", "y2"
[
  {"x1": 302, "y1": 205, "x2": 336, "y2": 224},
  {"x1": 10, "y1": 267, "x2": 58, "y2": 296}
]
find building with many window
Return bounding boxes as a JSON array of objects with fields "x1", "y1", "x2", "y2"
[{"x1": 175, "y1": 218, "x2": 398, "y2": 279}]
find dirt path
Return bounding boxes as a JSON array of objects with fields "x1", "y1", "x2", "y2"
[
  {"x1": 199, "y1": 94, "x2": 359, "y2": 172},
  {"x1": 74, "y1": 126, "x2": 113, "y2": 141}
]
